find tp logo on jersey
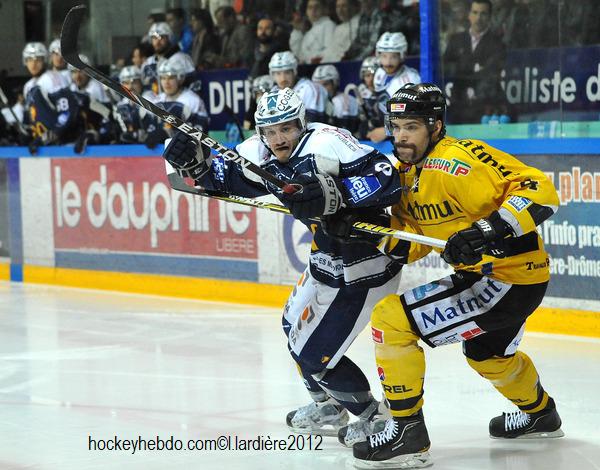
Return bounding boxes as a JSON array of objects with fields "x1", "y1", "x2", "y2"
[
  {"x1": 377, "y1": 366, "x2": 385, "y2": 381},
  {"x1": 344, "y1": 176, "x2": 381, "y2": 203},
  {"x1": 372, "y1": 326, "x2": 384, "y2": 343}
]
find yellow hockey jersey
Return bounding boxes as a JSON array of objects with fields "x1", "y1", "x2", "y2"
[{"x1": 384, "y1": 136, "x2": 560, "y2": 285}]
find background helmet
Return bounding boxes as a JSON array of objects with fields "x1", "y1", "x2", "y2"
[
  {"x1": 254, "y1": 87, "x2": 306, "y2": 144},
  {"x1": 386, "y1": 83, "x2": 446, "y2": 136},
  {"x1": 22, "y1": 42, "x2": 48, "y2": 65},
  {"x1": 157, "y1": 57, "x2": 187, "y2": 81},
  {"x1": 311, "y1": 64, "x2": 340, "y2": 88},
  {"x1": 360, "y1": 56, "x2": 379, "y2": 79},
  {"x1": 119, "y1": 65, "x2": 142, "y2": 83},
  {"x1": 376, "y1": 32, "x2": 408, "y2": 58},
  {"x1": 48, "y1": 38, "x2": 61, "y2": 55},
  {"x1": 268, "y1": 51, "x2": 298, "y2": 75},
  {"x1": 149, "y1": 22, "x2": 175, "y2": 44},
  {"x1": 252, "y1": 75, "x2": 275, "y2": 95}
]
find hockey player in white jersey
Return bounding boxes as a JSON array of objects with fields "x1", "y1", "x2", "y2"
[
  {"x1": 21, "y1": 42, "x2": 80, "y2": 148},
  {"x1": 162, "y1": 88, "x2": 407, "y2": 446},
  {"x1": 312, "y1": 64, "x2": 359, "y2": 135},
  {"x1": 141, "y1": 22, "x2": 195, "y2": 95},
  {"x1": 144, "y1": 56, "x2": 209, "y2": 148},
  {"x1": 269, "y1": 51, "x2": 328, "y2": 123},
  {"x1": 48, "y1": 38, "x2": 72, "y2": 84},
  {"x1": 368, "y1": 32, "x2": 421, "y2": 142},
  {"x1": 114, "y1": 66, "x2": 156, "y2": 143}
]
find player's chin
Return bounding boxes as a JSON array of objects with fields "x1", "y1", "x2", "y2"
[{"x1": 273, "y1": 146, "x2": 291, "y2": 162}]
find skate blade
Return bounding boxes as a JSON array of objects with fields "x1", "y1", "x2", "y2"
[
  {"x1": 353, "y1": 451, "x2": 432, "y2": 469},
  {"x1": 490, "y1": 428, "x2": 565, "y2": 439},
  {"x1": 287, "y1": 425, "x2": 340, "y2": 437}
]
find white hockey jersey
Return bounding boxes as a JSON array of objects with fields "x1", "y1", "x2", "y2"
[{"x1": 198, "y1": 123, "x2": 405, "y2": 288}]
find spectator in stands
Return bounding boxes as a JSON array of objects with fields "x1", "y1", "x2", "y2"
[
  {"x1": 440, "y1": 0, "x2": 470, "y2": 53},
  {"x1": 166, "y1": 8, "x2": 194, "y2": 55},
  {"x1": 490, "y1": 0, "x2": 528, "y2": 48},
  {"x1": 443, "y1": 0, "x2": 506, "y2": 123},
  {"x1": 249, "y1": 17, "x2": 288, "y2": 79},
  {"x1": 519, "y1": 0, "x2": 558, "y2": 47},
  {"x1": 131, "y1": 42, "x2": 154, "y2": 69},
  {"x1": 344, "y1": 0, "x2": 383, "y2": 60},
  {"x1": 382, "y1": 0, "x2": 420, "y2": 55},
  {"x1": 189, "y1": 8, "x2": 221, "y2": 70},
  {"x1": 205, "y1": 0, "x2": 234, "y2": 24},
  {"x1": 208, "y1": 6, "x2": 254, "y2": 68},
  {"x1": 321, "y1": 0, "x2": 361, "y2": 63},
  {"x1": 289, "y1": 0, "x2": 336, "y2": 64}
]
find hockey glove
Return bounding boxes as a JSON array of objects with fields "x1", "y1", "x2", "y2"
[
  {"x1": 442, "y1": 211, "x2": 512, "y2": 266},
  {"x1": 74, "y1": 130, "x2": 99, "y2": 154},
  {"x1": 163, "y1": 131, "x2": 212, "y2": 180},
  {"x1": 322, "y1": 208, "x2": 390, "y2": 245},
  {"x1": 281, "y1": 173, "x2": 345, "y2": 220}
]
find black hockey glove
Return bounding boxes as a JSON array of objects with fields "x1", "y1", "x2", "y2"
[
  {"x1": 322, "y1": 208, "x2": 390, "y2": 245},
  {"x1": 280, "y1": 173, "x2": 345, "y2": 220},
  {"x1": 442, "y1": 211, "x2": 512, "y2": 266},
  {"x1": 163, "y1": 131, "x2": 212, "y2": 180},
  {"x1": 74, "y1": 130, "x2": 99, "y2": 154},
  {"x1": 145, "y1": 128, "x2": 169, "y2": 149}
]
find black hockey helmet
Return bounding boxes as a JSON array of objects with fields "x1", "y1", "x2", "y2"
[{"x1": 386, "y1": 83, "x2": 446, "y2": 137}]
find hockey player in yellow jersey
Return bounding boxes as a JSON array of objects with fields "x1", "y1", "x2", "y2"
[{"x1": 348, "y1": 83, "x2": 564, "y2": 468}]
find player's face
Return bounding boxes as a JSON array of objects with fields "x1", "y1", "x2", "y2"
[
  {"x1": 51, "y1": 52, "x2": 66, "y2": 70},
  {"x1": 151, "y1": 35, "x2": 170, "y2": 54},
  {"x1": 272, "y1": 70, "x2": 295, "y2": 89},
  {"x1": 362, "y1": 72, "x2": 374, "y2": 89},
  {"x1": 379, "y1": 52, "x2": 402, "y2": 75},
  {"x1": 389, "y1": 118, "x2": 435, "y2": 166},
  {"x1": 317, "y1": 80, "x2": 335, "y2": 97},
  {"x1": 160, "y1": 75, "x2": 181, "y2": 97},
  {"x1": 261, "y1": 121, "x2": 303, "y2": 162},
  {"x1": 71, "y1": 69, "x2": 89, "y2": 88},
  {"x1": 25, "y1": 57, "x2": 44, "y2": 76},
  {"x1": 132, "y1": 48, "x2": 145, "y2": 67},
  {"x1": 121, "y1": 79, "x2": 142, "y2": 95}
]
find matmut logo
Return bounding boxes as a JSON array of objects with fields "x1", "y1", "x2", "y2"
[{"x1": 423, "y1": 158, "x2": 471, "y2": 176}]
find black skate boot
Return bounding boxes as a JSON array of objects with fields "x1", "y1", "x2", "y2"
[
  {"x1": 489, "y1": 397, "x2": 565, "y2": 439},
  {"x1": 353, "y1": 409, "x2": 432, "y2": 469}
]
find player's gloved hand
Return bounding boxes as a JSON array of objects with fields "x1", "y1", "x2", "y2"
[
  {"x1": 145, "y1": 128, "x2": 169, "y2": 149},
  {"x1": 74, "y1": 130, "x2": 99, "y2": 154},
  {"x1": 163, "y1": 131, "x2": 212, "y2": 180},
  {"x1": 322, "y1": 208, "x2": 390, "y2": 244},
  {"x1": 442, "y1": 211, "x2": 512, "y2": 265},
  {"x1": 281, "y1": 173, "x2": 345, "y2": 220},
  {"x1": 119, "y1": 130, "x2": 140, "y2": 144}
]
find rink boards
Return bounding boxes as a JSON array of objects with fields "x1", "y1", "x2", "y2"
[{"x1": 1, "y1": 143, "x2": 600, "y2": 337}]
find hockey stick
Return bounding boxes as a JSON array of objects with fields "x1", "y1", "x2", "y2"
[
  {"x1": 165, "y1": 162, "x2": 447, "y2": 249},
  {"x1": 0, "y1": 85, "x2": 28, "y2": 136},
  {"x1": 60, "y1": 5, "x2": 296, "y2": 194}
]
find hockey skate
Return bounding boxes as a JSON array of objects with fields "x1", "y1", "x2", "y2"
[
  {"x1": 353, "y1": 410, "x2": 432, "y2": 469},
  {"x1": 489, "y1": 397, "x2": 564, "y2": 439},
  {"x1": 286, "y1": 398, "x2": 349, "y2": 436},
  {"x1": 338, "y1": 400, "x2": 389, "y2": 447}
]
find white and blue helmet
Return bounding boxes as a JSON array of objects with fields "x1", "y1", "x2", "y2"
[
  {"x1": 312, "y1": 64, "x2": 340, "y2": 88},
  {"x1": 49, "y1": 38, "x2": 61, "y2": 55},
  {"x1": 254, "y1": 87, "x2": 306, "y2": 143},
  {"x1": 157, "y1": 57, "x2": 187, "y2": 80},
  {"x1": 119, "y1": 65, "x2": 142, "y2": 83},
  {"x1": 149, "y1": 22, "x2": 175, "y2": 44},
  {"x1": 67, "y1": 53, "x2": 91, "y2": 71},
  {"x1": 360, "y1": 55, "x2": 379, "y2": 78},
  {"x1": 376, "y1": 32, "x2": 408, "y2": 58},
  {"x1": 22, "y1": 42, "x2": 48, "y2": 65},
  {"x1": 252, "y1": 74, "x2": 275, "y2": 95},
  {"x1": 268, "y1": 51, "x2": 298, "y2": 75}
]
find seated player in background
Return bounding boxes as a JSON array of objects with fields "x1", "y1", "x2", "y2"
[
  {"x1": 21, "y1": 42, "x2": 80, "y2": 152},
  {"x1": 243, "y1": 75, "x2": 275, "y2": 130},
  {"x1": 143, "y1": 57, "x2": 209, "y2": 149},
  {"x1": 269, "y1": 51, "x2": 328, "y2": 123},
  {"x1": 161, "y1": 87, "x2": 407, "y2": 447}
]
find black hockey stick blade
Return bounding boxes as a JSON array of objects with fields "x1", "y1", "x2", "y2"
[{"x1": 59, "y1": 5, "x2": 294, "y2": 193}]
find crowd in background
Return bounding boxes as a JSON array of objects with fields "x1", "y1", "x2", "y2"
[{"x1": 1, "y1": 0, "x2": 600, "y2": 149}]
